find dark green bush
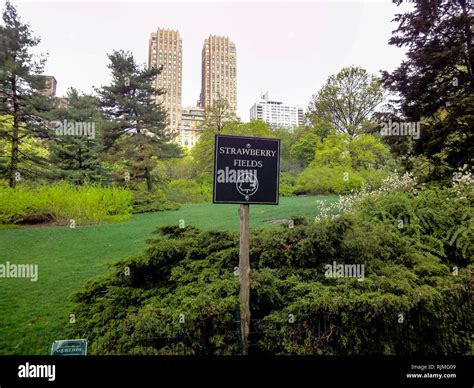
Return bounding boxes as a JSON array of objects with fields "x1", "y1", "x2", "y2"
[
  {"x1": 131, "y1": 188, "x2": 179, "y2": 214},
  {"x1": 70, "y1": 184, "x2": 473, "y2": 355}
]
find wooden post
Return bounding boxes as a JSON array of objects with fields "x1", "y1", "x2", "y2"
[{"x1": 239, "y1": 204, "x2": 250, "y2": 355}]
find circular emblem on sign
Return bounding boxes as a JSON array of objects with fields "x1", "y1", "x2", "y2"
[{"x1": 236, "y1": 171, "x2": 259, "y2": 201}]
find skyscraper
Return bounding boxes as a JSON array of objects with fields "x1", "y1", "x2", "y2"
[
  {"x1": 250, "y1": 93, "x2": 304, "y2": 129},
  {"x1": 199, "y1": 35, "x2": 237, "y2": 113},
  {"x1": 148, "y1": 28, "x2": 182, "y2": 132}
]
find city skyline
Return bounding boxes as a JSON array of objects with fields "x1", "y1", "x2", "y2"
[
  {"x1": 147, "y1": 29, "x2": 237, "y2": 148},
  {"x1": 15, "y1": 1, "x2": 411, "y2": 121}
]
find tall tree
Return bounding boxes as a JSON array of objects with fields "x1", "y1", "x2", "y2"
[
  {"x1": 307, "y1": 66, "x2": 383, "y2": 137},
  {"x1": 0, "y1": 0, "x2": 51, "y2": 187},
  {"x1": 200, "y1": 94, "x2": 238, "y2": 133},
  {"x1": 47, "y1": 88, "x2": 104, "y2": 185},
  {"x1": 382, "y1": 0, "x2": 473, "y2": 176},
  {"x1": 98, "y1": 50, "x2": 178, "y2": 191}
]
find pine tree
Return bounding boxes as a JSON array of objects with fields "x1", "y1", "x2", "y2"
[
  {"x1": 98, "y1": 50, "x2": 179, "y2": 191},
  {"x1": 0, "y1": 0, "x2": 52, "y2": 187},
  {"x1": 382, "y1": 0, "x2": 473, "y2": 178},
  {"x1": 48, "y1": 88, "x2": 104, "y2": 185}
]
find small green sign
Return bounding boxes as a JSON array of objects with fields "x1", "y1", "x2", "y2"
[{"x1": 51, "y1": 339, "x2": 87, "y2": 356}]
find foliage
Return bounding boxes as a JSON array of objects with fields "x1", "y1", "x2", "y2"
[
  {"x1": 0, "y1": 194, "x2": 336, "y2": 354},
  {"x1": 290, "y1": 132, "x2": 319, "y2": 167},
  {"x1": 0, "y1": 115, "x2": 50, "y2": 179},
  {"x1": 131, "y1": 186, "x2": 179, "y2": 214},
  {"x1": 47, "y1": 88, "x2": 105, "y2": 185},
  {"x1": 97, "y1": 50, "x2": 180, "y2": 191},
  {"x1": 307, "y1": 66, "x2": 383, "y2": 137},
  {"x1": 314, "y1": 172, "x2": 419, "y2": 222},
  {"x1": 165, "y1": 179, "x2": 211, "y2": 204},
  {"x1": 382, "y1": 0, "x2": 473, "y2": 176},
  {"x1": 279, "y1": 172, "x2": 297, "y2": 197},
  {"x1": 0, "y1": 181, "x2": 132, "y2": 225},
  {"x1": 295, "y1": 133, "x2": 392, "y2": 194},
  {"x1": 0, "y1": 1, "x2": 53, "y2": 187},
  {"x1": 295, "y1": 165, "x2": 366, "y2": 195},
  {"x1": 200, "y1": 95, "x2": 238, "y2": 133},
  {"x1": 153, "y1": 156, "x2": 199, "y2": 182},
  {"x1": 70, "y1": 182, "x2": 473, "y2": 355},
  {"x1": 150, "y1": 156, "x2": 213, "y2": 204}
]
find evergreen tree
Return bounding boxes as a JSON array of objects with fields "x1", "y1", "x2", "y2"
[
  {"x1": 48, "y1": 88, "x2": 104, "y2": 185},
  {"x1": 382, "y1": 0, "x2": 473, "y2": 178},
  {"x1": 0, "y1": 0, "x2": 52, "y2": 187},
  {"x1": 98, "y1": 50, "x2": 179, "y2": 191}
]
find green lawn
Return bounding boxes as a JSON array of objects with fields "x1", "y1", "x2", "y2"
[{"x1": 0, "y1": 195, "x2": 337, "y2": 355}]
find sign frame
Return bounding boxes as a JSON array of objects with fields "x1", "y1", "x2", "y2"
[
  {"x1": 50, "y1": 339, "x2": 88, "y2": 356},
  {"x1": 212, "y1": 134, "x2": 280, "y2": 205}
]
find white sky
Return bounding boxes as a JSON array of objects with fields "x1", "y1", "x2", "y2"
[{"x1": 12, "y1": 0, "x2": 413, "y2": 121}]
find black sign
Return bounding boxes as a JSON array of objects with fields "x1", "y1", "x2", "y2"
[{"x1": 213, "y1": 134, "x2": 280, "y2": 205}]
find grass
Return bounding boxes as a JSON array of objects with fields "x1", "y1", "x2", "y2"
[{"x1": 0, "y1": 195, "x2": 337, "y2": 355}]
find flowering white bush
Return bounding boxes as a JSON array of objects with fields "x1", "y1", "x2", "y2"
[
  {"x1": 452, "y1": 165, "x2": 474, "y2": 186},
  {"x1": 452, "y1": 165, "x2": 474, "y2": 200},
  {"x1": 314, "y1": 172, "x2": 418, "y2": 223}
]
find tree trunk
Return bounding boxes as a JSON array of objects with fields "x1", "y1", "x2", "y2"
[
  {"x1": 144, "y1": 167, "x2": 153, "y2": 192},
  {"x1": 78, "y1": 148, "x2": 83, "y2": 185},
  {"x1": 8, "y1": 76, "x2": 20, "y2": 188}
]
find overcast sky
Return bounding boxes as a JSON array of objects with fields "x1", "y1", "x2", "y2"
[{"x1": 12, "y1": 0, "x2": 413, "y2": 121}]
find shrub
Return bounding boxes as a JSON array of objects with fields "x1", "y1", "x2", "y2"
[
  {"x1": 295, "y1": 165, "x2": 365, "y2": 194},
  {"x1": 314, "y1": 172, "x2": 418, "y2": 222},
  {"x1": 70, "y1": 181, "x2": 473, "y2": 355},
  {"x1": 131, "y1": 188, "x2": 179, "y2": 214},
  {"x1": 0, "y1": 181, "x2": 132, "y2": 225},
  {"x1": 293, "y1": 133, "x2": 394, "y2": 195},
  {"x1": 279, "y1": 172, "x2": 297, "y2": 197},
  {"x1": 294, "y1": 164, "x2": 391, "y2": 195},
  {"x1": 358, "y1": 168, "x2": 392, "y2": 189},
  {"x1": 165, "y1": 179, "x2": 211, "y2": 203}
]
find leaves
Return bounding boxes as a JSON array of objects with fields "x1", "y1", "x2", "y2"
[
  {"x1": 307, "y1": 66, "x2": 383, "y2": 137},
  {"x1": 382, "y1": 0, "x2": 474, "y2": 174},
  {"x1": 70, "y1": 182, "x2": 473, "y2": 355}
]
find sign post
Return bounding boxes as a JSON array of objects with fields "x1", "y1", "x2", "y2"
[
  {"x1": 213, "y1": 134, "x2": 280, "y2": 354},
  {"x1": 239, "y1": 203, "x2": 250, "y2": 354}
]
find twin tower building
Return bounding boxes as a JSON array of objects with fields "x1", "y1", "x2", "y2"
[{"x1": 148, "y1": 28, "x2": 237, "y2": 148}]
